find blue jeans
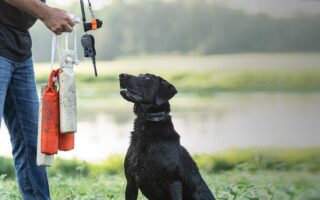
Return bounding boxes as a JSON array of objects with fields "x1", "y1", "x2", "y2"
[{"x1": 0, "y1": 56, "x2": 50, "y2": 200}]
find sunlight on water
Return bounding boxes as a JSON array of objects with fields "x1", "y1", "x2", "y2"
[{"x1": 0, "y1": 93, "x2": 319, "y2": 162}]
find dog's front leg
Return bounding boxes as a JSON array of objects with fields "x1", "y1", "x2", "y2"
[
  {"x1": 125, "y1": 180, "x2": 138, "y2": 200},
  {"x1": 169, "y1": 181, "x2": 183, "y2": 200}
]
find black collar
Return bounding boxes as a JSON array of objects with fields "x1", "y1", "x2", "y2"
[
  {"x1": 145, "y1": 111, "x2": 169, "y2": 122},
  {"x1": 138, "y1": 103, "x2": 170, "y2": 122}
]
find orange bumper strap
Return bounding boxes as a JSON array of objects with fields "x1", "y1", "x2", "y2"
[
  {"x1": 59, "y1": 133, "x2": 75, "y2": 151},
  {"x1": 91, "y1": 19, "x2": 97, "y2": 30},
  {"x1": 41, "y1": 69, "x2": 60, "y2": 155}
]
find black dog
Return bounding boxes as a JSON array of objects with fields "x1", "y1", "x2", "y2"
[{"x1": 119, "y1": 73, "x2": 215, "y2": 200}]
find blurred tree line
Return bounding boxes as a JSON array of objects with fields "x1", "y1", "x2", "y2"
[{"x1": 30, "y1": 0, "x2": 320, "y2": 61}]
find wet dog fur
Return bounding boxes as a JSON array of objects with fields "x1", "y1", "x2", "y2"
[{"x1": 119, "y1": 73, "x2": 215, "y2": 200}]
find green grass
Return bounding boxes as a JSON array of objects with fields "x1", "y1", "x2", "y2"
[
  {"x1": 1, "y1": 148, "x2": 320, "y2": 199},
  {"x1": 33, "y1": 171, "x2": 320, "y2": 199},
  {"x1": 1, "y1": 168, "x2": 320, "y2": 200}
]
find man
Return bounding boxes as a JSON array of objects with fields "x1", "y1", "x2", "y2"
[{"x1": 0, "y1": 0, "x2": 75, "y2": 199}]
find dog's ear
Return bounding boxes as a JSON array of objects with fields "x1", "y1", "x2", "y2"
[{"x1": 155, "y1": 79, "x2": 177, "y2": 106}]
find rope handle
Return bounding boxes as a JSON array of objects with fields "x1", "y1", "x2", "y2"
[
  {"x1": 51, "y1": 28, "x2": 79, "y2": 71},
  {"x1": 47, "y1": 69, "x2": 59, "y2": 91},
  {"x1": 65, "y1": 28, "x2": 79, "y2": 65},
  {"x1": 50, "y1": 34, "x2": 60, "y2": 72}
]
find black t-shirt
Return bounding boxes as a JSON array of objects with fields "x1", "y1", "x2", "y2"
[{"x1": 0, "y1": 0, "x2": 45, "y2": 62}]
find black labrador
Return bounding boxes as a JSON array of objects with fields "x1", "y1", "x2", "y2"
[{"x1": 119, "y1": 73, "x2": 215, "y2": 200}]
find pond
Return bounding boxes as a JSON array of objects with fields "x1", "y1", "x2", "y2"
[{"x1": 0, "y1": 93, "x2": 319, "y2": 162}]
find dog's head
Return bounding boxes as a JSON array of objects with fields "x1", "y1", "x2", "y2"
[{"x1": 119, "y1": 73, "x2": 177, "y2": 106}]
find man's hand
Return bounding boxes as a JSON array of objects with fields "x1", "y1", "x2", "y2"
[
  {"x1": 5, "y1": 0, "x2": 75, "y2": 35},
  {"x1": 41, "y1": 7, "x2": 75, "y2": 35}
]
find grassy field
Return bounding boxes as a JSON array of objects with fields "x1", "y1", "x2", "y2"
[
  {"x1": 0, "y1": 148, "x2": 320, "y2": 199},
  {"x1": 2, "y1": 171, "x2": 319, "y2": 200}
]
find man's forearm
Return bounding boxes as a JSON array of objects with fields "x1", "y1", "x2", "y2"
[{"x1": 5, "y1": 0, "x2": 49, "y2": 20}]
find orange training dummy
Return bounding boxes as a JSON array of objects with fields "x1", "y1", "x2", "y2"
[{"x1": 41, "y1": 69, "x2": 60, "y2": 155}]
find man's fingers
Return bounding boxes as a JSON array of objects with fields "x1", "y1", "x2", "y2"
[
  {"x1": 62, "y1": 15, "x2": 74, "y2": 33},
  {"x1": 55, "y1": 30, "x2": 62, "y2": 35},
  {"x1": 66, "y1": 16, "x2": 75, "y2": 27},
  {"x1": 64, "y1": 24, "x2": 73, "y2": 33},
  {"x1": 54, "y1": 28, "x2": 63, "y2": 35},
  {"x1": 42, "y1": 7, "x2": 77, "y2": 34},
  {"x1": 52, "y1": 23, "x2": 72, "y2": 34}
]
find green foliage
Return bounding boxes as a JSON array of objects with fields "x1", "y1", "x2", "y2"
[
  {"x1": 0, "y1": 157, "x2": 15, "y2": 179},
  {"x1": 1, "y1": 148, "x2": 319, "y2": 180},
  {"x1": 48, "y1": 159, "x2": 90, "y2": 178},
  {"x1": 88, "y1": 154, "x2": 124, "y2": 176},
  {"x1": 194, "y1": 148, "x2": 320, "y2": 173},
  {"x1": 36, "y1": 65, "x2": 320, "y2": 100},
  {"x1": 211, "y1": 170, "x2": 320, "y2": 200},
  {"x1": 0, "y1": 175, "x2": 20, "y2": 200},
  {"x1": 45, "y1": 155, "x2": 124, "y2": 178}
]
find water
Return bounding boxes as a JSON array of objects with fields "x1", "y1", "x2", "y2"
[{"x1": 1, "y1": 93, "x2": 319, "y2": 162}]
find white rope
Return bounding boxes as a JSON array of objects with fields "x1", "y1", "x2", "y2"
[
  {"x1": 50, "y1": 34, "x2": 56, "y2": 71},
  {"x1": 50, "y1": 34, "x2": 61, "y2": 72},
  {"x1": 65, "y1": 33, "x2": 69, "y2": 50},
  {"x1": 50, "y1": 14, "x2": 80, "y2": 71},
  {"x1": 57, "y1": 36, "x2": 61, "y2": 60},
  {"x1": 73, "y1": 28, "x2": 79, "y2": 65},
  {"x1": 64, "y1": 28, "x2": 79, "y2": 65}
]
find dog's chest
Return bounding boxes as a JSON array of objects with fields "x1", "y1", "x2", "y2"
[
  {"x1": 128, "y1": 140, "x2": 180, "y2": 180},
  {"x1": 128, "y1": 143, "x2": 150, "y2": 178},
  {"x1": 128, "y1": 152, "x2": 151, "y2": 185}
]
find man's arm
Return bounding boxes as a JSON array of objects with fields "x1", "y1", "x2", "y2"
[{"x1": 4, "y1": 0, "x2": 75, "y2": 34}]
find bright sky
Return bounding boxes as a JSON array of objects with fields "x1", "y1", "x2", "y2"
[
  {"x1": 50, "y1": 0, "x2": 113, "y2": 9},
  {"x1": 51, "y1": 0, "x2": 320, "y2": 17},
  {"x1": 215, "y1": 0, "x2": 320, "y2": 17}
]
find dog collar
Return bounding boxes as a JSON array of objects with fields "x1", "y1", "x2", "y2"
[{"x1": 145, "y1": 112, "x2": 169, "y2": 122}]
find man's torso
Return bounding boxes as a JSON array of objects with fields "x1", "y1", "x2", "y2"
[{"x1": 0, "y1": 0, "x2": 46, "y2": 62}]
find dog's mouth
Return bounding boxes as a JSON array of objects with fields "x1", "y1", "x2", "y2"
[
  {"x1": 120, "y1": 88, "x2": 128, "y2": 92},
  {"x1": 119, "y1": 74, "x2": 144, "y2": 103},
  {"x1": 120, "y1": 84, "x2": 129, "y2": 95},
  {"x1": 120, "y1": 85, "x2": 143, "y2": 103}
]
